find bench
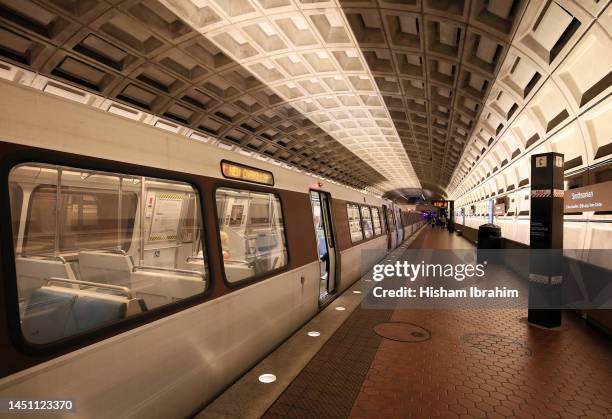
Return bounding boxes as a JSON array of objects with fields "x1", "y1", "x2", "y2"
[{"x1": 21, "y1": 278, "x2": 145, "y2": 344}]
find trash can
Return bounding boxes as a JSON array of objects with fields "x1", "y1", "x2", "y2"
[{"x1": 477, "y1": 223, "x2": 502, "y2": 263}]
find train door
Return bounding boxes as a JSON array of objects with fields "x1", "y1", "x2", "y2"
[
  {"x1": 310, "y1": 190, "x2": 337, "y2": 302},
  {"x1": 382, "y1": 204, "x2": 391, "y2": 250},
  {"x1": 394, "y1": 208, "x2": 401, "y2": 245},
  {"x1": 385, "y1": 205, "x2": 397, "y2": 249},
  {"x1": 396, "y1": 208, "x2": 404, "y2": 243}
]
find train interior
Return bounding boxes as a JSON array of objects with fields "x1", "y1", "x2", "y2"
[
  {"x1": 216, "y1": 188, "x2": 288, "y2": 283},
  {"x1": 10, "y1": 163, "x2": 210, "y2": 343}
]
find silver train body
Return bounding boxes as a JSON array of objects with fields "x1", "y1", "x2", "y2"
[{"x1": 0, "y1": 80, "x2": 423, "y2": 418}]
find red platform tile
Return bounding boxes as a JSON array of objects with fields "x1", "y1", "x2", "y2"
[
  {"x1": 264, "y1": 229, "x2": 612, "y2": 419},
  {"x1": 348, "y1": 229, "x2": 612, "y2": 419}
]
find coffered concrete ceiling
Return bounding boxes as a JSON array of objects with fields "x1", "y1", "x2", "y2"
[
  {"x1": 0, "y1": 0, "x2": 531, "y2": 198},
  {"x1": 161, "y1": 0, "x2": 527, "y2": 195},
  {"x1": 161, "y1": 0, "x2": 422, "y2": 193},
  {"x1": 339, "y1": 0, "x2": 526, "y2": 191},
  {"x1": 0, "y1": 0, "x2": 388, "y2": 192}
]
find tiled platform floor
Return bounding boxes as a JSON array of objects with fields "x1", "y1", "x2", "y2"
[{"x1": 266, "y1": 228, "x2": 612, "y2": 419}]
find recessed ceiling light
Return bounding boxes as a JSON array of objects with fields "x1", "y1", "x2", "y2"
[
  {"x1": 307, "y1": 331, "x2": 321, "y2": 337},
  {"x1": 335, "y1": 306, "x2": 346, "y2": 311},
  {"x1": 353, "y1": 290, "x2": 362, "y2": 294},
  {"x1": 258, "y1": 374, "x2": 276, "y2": 383}
]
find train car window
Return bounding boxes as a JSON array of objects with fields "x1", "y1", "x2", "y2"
[
  {"x1": 371, "y1": 207, "x2": 382, "y2": 235},
  {"x1": 347, "y1": 203, "x2": 363, "y2": 243},
  {"x1": 23, "y1": 185, "x2": 137, "y2": 255},
  {"x1": 8, "y1": 163, "x2": 208, "y2": 345},
  {"x1": 360, "y1": 206, "x2": 373, "y2": 239},
  {"x1": 216, "y1": 188, "x2": 288, "y2": 283}
]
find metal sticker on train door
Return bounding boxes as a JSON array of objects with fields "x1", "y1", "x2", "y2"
[{"x1": 145, "y1": 194, "x2": 155, "y2": 217}]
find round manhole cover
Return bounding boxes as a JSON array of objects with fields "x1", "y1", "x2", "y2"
[
  {"x1": 374, "y1": 322, "x2": 431, "y2": 342},
  {"x1": 460, "y1": 333, "x2": 532, "y2": 357}
]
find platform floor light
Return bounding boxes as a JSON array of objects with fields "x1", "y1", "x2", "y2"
[{"x1": 258, "y1": 374, "x2": 276, "y2": 383}]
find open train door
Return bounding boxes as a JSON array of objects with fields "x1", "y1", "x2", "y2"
[{"x1": 310, "y1": 190, "x2": 338, "y2": 303}]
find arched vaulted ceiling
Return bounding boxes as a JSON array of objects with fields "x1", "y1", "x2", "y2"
[
  {"x1": 161, "y1": 0, "x2": 528, "y2": 194},
  {"x1": 0, "y1": 0, "x2": 532, "y2": 198}
]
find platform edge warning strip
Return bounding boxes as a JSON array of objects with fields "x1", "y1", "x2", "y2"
[
  {"x1": 262, "y1": 306, "x2": 394, "y2": 419},
  {"x1": 262, "y1": 237, "x2": 423, "y2": 418}
]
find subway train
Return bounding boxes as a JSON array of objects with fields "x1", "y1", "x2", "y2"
[{"x1": 0, "y1": 80, "x2": 425, "y2": 418}]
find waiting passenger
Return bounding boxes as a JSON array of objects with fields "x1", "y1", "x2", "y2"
[{"x1": 220, "y1": 231, "x2": 231, "y2": 261}]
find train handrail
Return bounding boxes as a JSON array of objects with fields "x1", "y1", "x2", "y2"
[
  {"x1": 18, "y1": 254, "x2": 68, "y2": 264},
  {"x1": 45, "y1": 277, "x2": 133, "y2": 299},
  {"x1": 106, "y1": 249, "x2": 128, "y2": 256},
  {"x1": 135, "y1": 265, "x2": 203, "y2": 277},
  {"x1": 225, "y1": 259, "x2": 251, "y2": 265}
]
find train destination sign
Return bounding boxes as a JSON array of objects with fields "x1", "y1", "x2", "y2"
[
  {"x1": 221, "y1": 160, "x2": 274, "y2": 186},
  {"x1": 564, "y1": 181, "x2": 612, "y2": 213}
]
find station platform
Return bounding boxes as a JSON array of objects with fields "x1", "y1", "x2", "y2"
[{"x1": 198, "y1": 228, "x2": 612, "y2": 419}]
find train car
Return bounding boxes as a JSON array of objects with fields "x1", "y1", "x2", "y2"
[{"x1": 0, "y1": 80, "x2": 425, "y2": 418}]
